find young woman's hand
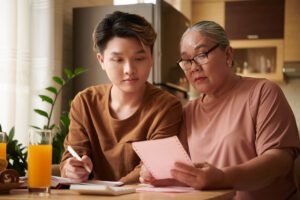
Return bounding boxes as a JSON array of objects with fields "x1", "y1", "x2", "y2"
[{"x1": 62, "y1": 155, "x2": 93, "y2": 182}]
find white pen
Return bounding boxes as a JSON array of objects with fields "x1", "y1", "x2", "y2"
[{"x1": 67, "y1": 145, "x2": 92, "y2": 173}]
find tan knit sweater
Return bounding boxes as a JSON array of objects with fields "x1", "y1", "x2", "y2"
[{"x1": 60, "y1": 82, "x2": 182, "y2": 183}]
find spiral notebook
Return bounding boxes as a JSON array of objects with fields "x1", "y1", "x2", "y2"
[{"x1": 132, "y1": 136, "x2": 193, "y2": 179}]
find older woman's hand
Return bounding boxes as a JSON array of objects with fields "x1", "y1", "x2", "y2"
[
  {"x1": 171, "y1": 162, "x2": 226, "y2": 190},
  {"x1": 62, "y1": 155, "x2": 93, "y2": 182},
  {"x1": 140, "y1": 164, "x2": 186, "y2": 187}
]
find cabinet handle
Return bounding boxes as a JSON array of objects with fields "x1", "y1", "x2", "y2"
[{"x1": 247, "y1": 35, "x2": 259, "y2": 39}]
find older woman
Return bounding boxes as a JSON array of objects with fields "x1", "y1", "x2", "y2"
[{"x1": 141, "y1": 21, "x2": 300, "y2": 200}]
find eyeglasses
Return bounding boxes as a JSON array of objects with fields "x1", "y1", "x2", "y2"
[{"x1": 177, "y1": 43, "x2": 220, "y2": 71}]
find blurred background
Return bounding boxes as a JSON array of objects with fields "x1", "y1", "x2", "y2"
[{"x1": 0, "y1": 0, "x2": 299, "y2": 145}]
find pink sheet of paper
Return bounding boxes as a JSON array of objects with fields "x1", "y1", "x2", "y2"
[
  {"x1": 136, "y1": 185, "x2": 196, "y2": 193},
  {"x1": 132, "y1": 136, "x2": 193, "y2": 179}
]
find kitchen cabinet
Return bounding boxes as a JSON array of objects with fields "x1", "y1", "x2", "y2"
[
  {"x1": 284, "y1": 0, "x2": 300, "y2": 61},
  {"x1": 225, "y1": 0, "x2": 284, "y2": 40},
  {"x1": 231, "y1": 39, "x2": 284, "y2": 82},
  {"x1": 191, "y1": 0, "x2": 287, "y2": 82},
  {"x1": 192, "y1": 0, "x2": 224, "y2": 26}
]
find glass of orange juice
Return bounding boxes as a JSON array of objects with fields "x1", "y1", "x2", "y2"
[
  {"x1": 28, "y1": 128, "x2": 52, "y2": 193},
  {"x1": 0, "y1": 132, "x2": 7, "y2": 160}
]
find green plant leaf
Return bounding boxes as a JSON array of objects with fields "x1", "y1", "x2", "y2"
[
  {"x1": 64, "y1": 68, "x2": 73, "y2": 79},
  {"x1": 74, "y1": 67, "x2": 87, "y2": 76},
  {"x1": 7, "y1": 126, "x2": 27, "y2": 176},
  {"x1": 39, "y1": 95, "x2": 54, "y2": 104},
  {"x1": 30, "y1": 125, "x2": 41, "y2": 130},
  {"x1": 46, "y1": 86, "x2": 58, "y2": 95},
  {"x1": 53, "y1": 76, "x2": 65, "y2": 86},
  {"x1": 43, "y1": 125, "x2": 51, "y2": 130},
  {"x1": 60, "y1": 115, "x2": 70, "y2": 128},
  {"x1": 8, "y1": 127, "x2": 15, "y2": 141},
  {"x1": 33, "y1": 67, "x2": 87, "y2": 164},
  {"x1": 34, "y1": 109, "x2": 49, "y2": 118},
  {"x1": 50, "y1": 124, "x2": 56, "y2": 129}
]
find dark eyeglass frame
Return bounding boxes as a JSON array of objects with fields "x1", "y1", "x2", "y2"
[{"x1": 177, "y1": 43, "x2": 220, "y2": 71}]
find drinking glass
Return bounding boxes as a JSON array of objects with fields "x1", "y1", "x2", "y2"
[
  {"x1": 0, "y1": 132, "x2": 7, "y2": 160},
  {"x1": 28, "y1": 128, "x2": 52, "y2": 193}
]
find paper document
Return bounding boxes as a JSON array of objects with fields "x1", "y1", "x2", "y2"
[
  {"x1": 51, "y1": 176, "x2": 80, "y2": 186},
  {"x1": 132, "y1": 136, "x2": 193, "y2": 179},
  {"x1": 20, "y1": 176, "x2": 124, "y2": 188},
  {"x1": 79, "y1": 180, "x2": 124, "y2": 186},
  {"x1": 137, "y1": 184, "x2": 196, "y2": 193},
  {"x1": 70, "y1": 184, "x2": 135, "y2": 195},
  {"x1": 51, "y1": 176, "x2": 123, "y2": 187}
]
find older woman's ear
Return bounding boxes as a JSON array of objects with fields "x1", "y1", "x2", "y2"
[{"x1": 225, "y1": 46, "x2": 234, "y2": 68}]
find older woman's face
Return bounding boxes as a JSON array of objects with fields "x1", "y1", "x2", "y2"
[{"x1": 180, "y1": 30, "x2": 233, "y2": 95}]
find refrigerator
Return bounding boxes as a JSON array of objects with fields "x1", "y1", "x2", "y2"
[{"x1": 72, "y1": 0, "x2": 190, "y2": 97}]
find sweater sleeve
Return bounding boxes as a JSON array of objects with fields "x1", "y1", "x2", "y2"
[{"x1": 60, "y1": 94, "x2": 92, "y2": 176}]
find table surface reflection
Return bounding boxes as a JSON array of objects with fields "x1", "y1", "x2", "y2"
[{"x1": 0, "y1": 188, "x2": 235, "y2": 200}]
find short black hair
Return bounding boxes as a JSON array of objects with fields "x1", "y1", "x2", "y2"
[{"x1": 93, "y1": 11, "x2": 157, "y2": 54}]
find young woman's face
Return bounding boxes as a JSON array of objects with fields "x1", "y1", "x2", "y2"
[
  {"x1": 97, "y1": 37, "x2": 153, "y2": 93},
  {"x1": 180, "y1": 30, "x2": 233, "y2": 95}
]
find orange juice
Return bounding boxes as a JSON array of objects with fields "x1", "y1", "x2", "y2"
[
  {"x1": 0, "y1": 143, "x2": 6, "y2": 160},
  {"x1": 28, "y1": 144, "x2": 52, "y2": 188}
]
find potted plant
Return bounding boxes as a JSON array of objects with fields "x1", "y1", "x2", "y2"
[
  {"x1": 1, "y1": 67, "x2": 86, "y2": 176},
  {"x1": 33, "y1": 67, "x2": 86, "y2": 164},
  {"x1": 0, "y1": 125, "x2": 27, "y2": 176}
]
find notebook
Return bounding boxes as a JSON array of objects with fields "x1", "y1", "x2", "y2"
[
  {"x1": 132, "y1": 136, "x2": 193, "y2": 179},
  {"x1": 20, "y1": 176, "x2": 124, "y2": 189},
  {"x1": 70, "y1": 184, "x2": 135, "y2": 196},
  {"x1": 51, "y1": 176, "x2": 124, "y2": 188}
]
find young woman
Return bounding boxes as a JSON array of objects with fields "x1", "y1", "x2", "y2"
[{"x1": 60, "y1": 11, "x2": 182, "y2": 184}]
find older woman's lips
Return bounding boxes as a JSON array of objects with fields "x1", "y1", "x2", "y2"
[{"x1": 194, "y1": 77, "x2": 207, "y2": 82}]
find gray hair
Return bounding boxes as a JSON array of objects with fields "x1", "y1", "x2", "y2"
[{"x1": 181, "y1": 21, "x2": 230, "y2": 50}]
